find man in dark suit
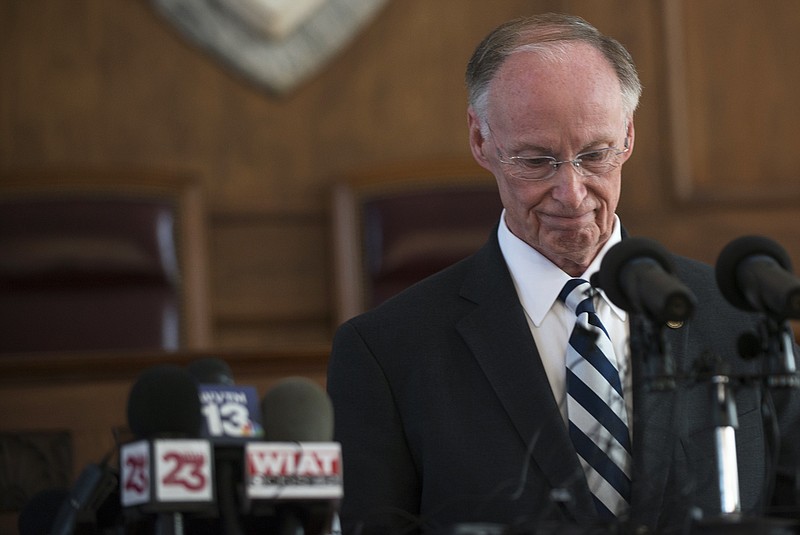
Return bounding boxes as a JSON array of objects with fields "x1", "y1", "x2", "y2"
[{"x1": 327, "y1": 13, "x2": 800, "y2": 534}]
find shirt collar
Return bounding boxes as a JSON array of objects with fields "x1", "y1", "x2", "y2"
[{"x1": 498, "y1": 211, "x2": 626, "y2": 326}]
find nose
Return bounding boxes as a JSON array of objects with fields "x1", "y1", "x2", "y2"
[
  {"x1": 550, "y1": 163, "x2": 587, "y2": 207},
  {"x1": 553, "y1": 159, "x2": 583, "y2": 175}
]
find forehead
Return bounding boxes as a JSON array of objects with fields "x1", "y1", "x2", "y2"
[{"x1": 487, "y1": 42, "x2": 625, "y2": 132}]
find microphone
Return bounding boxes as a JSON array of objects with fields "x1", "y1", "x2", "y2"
[
  {"x1": 261, "y1": 377, "x2": 334, "y2": 443},
  {"x1": 187, "y1": 357, "x2": 235, "y2": 386},
  {"x1": 49, "y1": 458, "x2": 118, "y2": 535},
  {"x1": 593, "y1": 237, "x2": 696, "y2": 323},
  {"x1": 187, "y1": 357, "x2": 264, "y2": 443},
  {"x1": 244, "y1": 377, "x2": 342, "y2": 535},
  {"x1": 716, "y1": 236, "x2": 799, "y2": 387},
  {"x1": 715, "y1": 235, "x2": 800, "y2": 320},
  {"x1": 187, "y1": 357, "x2": 264, "y2": 535},
  {"x1": 126, "y1": 364, "x2": 204, "y2": 439},
  {"x1": 119, "y1": 364, "x2": 216, "y2": 535}
]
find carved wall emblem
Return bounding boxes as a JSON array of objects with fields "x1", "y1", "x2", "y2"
[{"x1": 151, "y1": 0, "x2": 390, "y2": 95}]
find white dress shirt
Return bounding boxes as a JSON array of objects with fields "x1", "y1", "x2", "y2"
[{"x1": 497, "y1": 211, "x2": 631, "y2": 427}]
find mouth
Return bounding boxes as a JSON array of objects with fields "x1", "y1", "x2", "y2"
[{"x1": 538, "y1": 210, "x2": 595, "y2": 227}]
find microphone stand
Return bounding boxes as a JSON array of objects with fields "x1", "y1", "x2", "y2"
[
  {"x1": 759, "y1": 316, "x2": 800, "y2": 389},
  {"x1": 628, "y1": 314, "x2": 676, "y2": 393},
  {"x1": 684, "y1": 358, "x2": 777, "y2": 535},
  {"x1": 155, "y1": 511, "x2": 185, "y2": 535},
  {"x1": 756, "y1": 314, "x2": 800, "y2": 515},
  {"x1": 709, "y1": 371, "x2": 741, "y2": 516},
  {"x1": 627, "y1": 315, "x2": 771, "y2": 531},
  {"x1": 626, "y1": 313, "x2": 677, "y2": 533},
  {"x1": 691, "y1": 314, "x2": 800, "y2": 534}
]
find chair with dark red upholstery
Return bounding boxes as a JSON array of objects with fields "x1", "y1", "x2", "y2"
[
  {"x1": 0, "y1": 169, "x2": 211, "y2": 354},
  {"x1": 331, "y1": 160, "x2": 502, "y2": 327}
]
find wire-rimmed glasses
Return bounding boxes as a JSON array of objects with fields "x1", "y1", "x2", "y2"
[{"x1": 488, "y1": 124, "x2": 629, "y2": 182}]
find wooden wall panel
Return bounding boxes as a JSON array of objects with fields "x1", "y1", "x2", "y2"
[
  {"x1": 664, "y1": 0, "x2": 800, "y2": 203},
  {"x1": 654, "y1": 0, "x2": 800, "y2": 270},
  {"x1": 572, "y1": 1, "x2": 800, "y2": 273},
  {"x1": 5, "y1": 0, "x2": 800, "y2": 529},
  {"x1": 3, "y1": 0, "x2": 800, "y2": 349},
  {"x1": 0, "y1": 0, "x2": 568, "y2": 350},
  {"x1": 209, "y1": 215, "x2": 334, "y2": 345}
]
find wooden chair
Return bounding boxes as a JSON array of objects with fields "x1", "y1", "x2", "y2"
[
  {"x1": 331, "y1": 160, "x2": 503, "y2": 327},
  {"x1": 0, "y1": 168, "x2": 211, "y2": 353}
]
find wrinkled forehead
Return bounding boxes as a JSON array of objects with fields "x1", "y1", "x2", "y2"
[{"x1": 487, "y1": 42, "x2": 627, "y2": 129}]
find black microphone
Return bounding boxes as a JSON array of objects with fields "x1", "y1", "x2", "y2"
[
  {"x1": 187, "y1": 357, "x2": 235, "y2": 386},
  {"x1": 187, "y1": 357, "x2": 263, "y2": 442},
  {"x1": 593, "y1": 237, "x2": 696, "y2": 323},
  {"x1": 244, "y1": 377, "x2": 341, "y2": 535},
  {"x1": 715, "y1": 235, "x2": 800, "y2": 320},
  {"x1": 126, "y1": 364, "x2": 204, "y2": 439},
  {"x1": 120, "y1": 364, "x2": 215, "y2": 535},
  {"x1": 186, "y1": 357, "x2": 264, "y2": 535},
  {"x1": 49, "y1": 458, "x2": 118, "y2": 535},
  {"x1": 716, "y1": 236, "x2": 800, "y2": 388}
]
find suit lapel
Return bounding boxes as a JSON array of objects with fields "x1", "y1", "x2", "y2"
[{"x1": 454, "y1": 235, "x2": 597, "y2": 522}]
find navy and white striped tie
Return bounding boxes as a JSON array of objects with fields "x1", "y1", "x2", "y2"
[{"x1": 559, "y1": 278, "x2": 632, "y2": 519}]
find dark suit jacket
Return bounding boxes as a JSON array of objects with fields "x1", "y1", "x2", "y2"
[{"x1": 327, "y1": 229, "x2": 800, "y2": 534}]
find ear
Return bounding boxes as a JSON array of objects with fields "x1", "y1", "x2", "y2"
[
  {"x1": 467, "y1": 107, "x2": 493, "y2": 172},
  {"x1": 621, "y1": 119, "x2": 635, "y2": 163}
]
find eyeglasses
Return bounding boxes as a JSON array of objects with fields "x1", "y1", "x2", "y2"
[{"x1": 488, "y1": 124, "x2": 629, "y2": 182}]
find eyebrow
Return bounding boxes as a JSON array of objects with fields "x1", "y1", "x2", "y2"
[{"x1": 511, "y1": 139, "x2": 616, "y2": 157}]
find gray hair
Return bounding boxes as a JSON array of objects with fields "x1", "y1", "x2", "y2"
[{"x1": 465, "y1": 13, "x2": 642, "y2": 131}]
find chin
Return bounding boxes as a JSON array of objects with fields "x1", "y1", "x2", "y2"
[
  {"x1": 551, "y1": 228, "x2": 598, "y2": 248},
  {"x1": 544, "y1": 232, "x2": 599, "y2": 259}
]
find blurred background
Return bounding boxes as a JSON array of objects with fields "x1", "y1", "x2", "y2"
[{"x1": 1, "y1": 0, "x2": 799, "y2": 530}]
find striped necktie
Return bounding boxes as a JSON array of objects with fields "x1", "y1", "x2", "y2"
[{"x1": 559, "y1": 278, "x2": 632, "y2": 519}]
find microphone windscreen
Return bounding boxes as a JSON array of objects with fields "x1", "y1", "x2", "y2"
[
  {"x1": 18, "y1": 487, "x2": 69, "y2": 535},
  {"x1": 715, "y1": 235, "x2": 793, "y2": 311},
  {"x1": 126, "y1": 364, "x2": 203, "y2": 438},
  {"x1": 187, "y1": 357, "x2": 235, "y2": 385},
  {"x1": 261, "y1": 377, "x2": 334, "y2": 442},
  {"x1": 596, "y1": 237, "x2": 675, "y2": 312}
]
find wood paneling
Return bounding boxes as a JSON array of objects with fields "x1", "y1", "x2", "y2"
[
  {"x1": 4, "y1": 0, "x2": 800, "y2": 530},
  {"x1": 664, "y1": 0, "x2": 800, "y2": 204},
  {"x1": 209, "y1": 214, "x2": 334, "y2": 344},
  {"x1": 0, "y1": 0, "x2": 565, "y2": 349},
  {"x1": 2, "y1": 0, "x2": 800, "y2": 345}
]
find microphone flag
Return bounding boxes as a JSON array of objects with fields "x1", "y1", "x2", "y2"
[
  {"x1": 245, "y1": 442, "x2": 343, "y2": 502},
  {"x1": 120, "y1": 438, "x2": 215, "y2": 511},
  {"x1": 198, "y1": 383, "x2": 264, "y2": 442}
]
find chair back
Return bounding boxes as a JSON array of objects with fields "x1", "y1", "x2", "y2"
[
  {"x1": 0, "y1": 169, "x2": 211, "y2": 353},
  {"x1": 331, "y1": 161, "x2": 502, "y2": 326}
]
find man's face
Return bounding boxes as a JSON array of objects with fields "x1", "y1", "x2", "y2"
[{"x1": 469, "y1": 43, "x2": 634, "y2": 276}]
